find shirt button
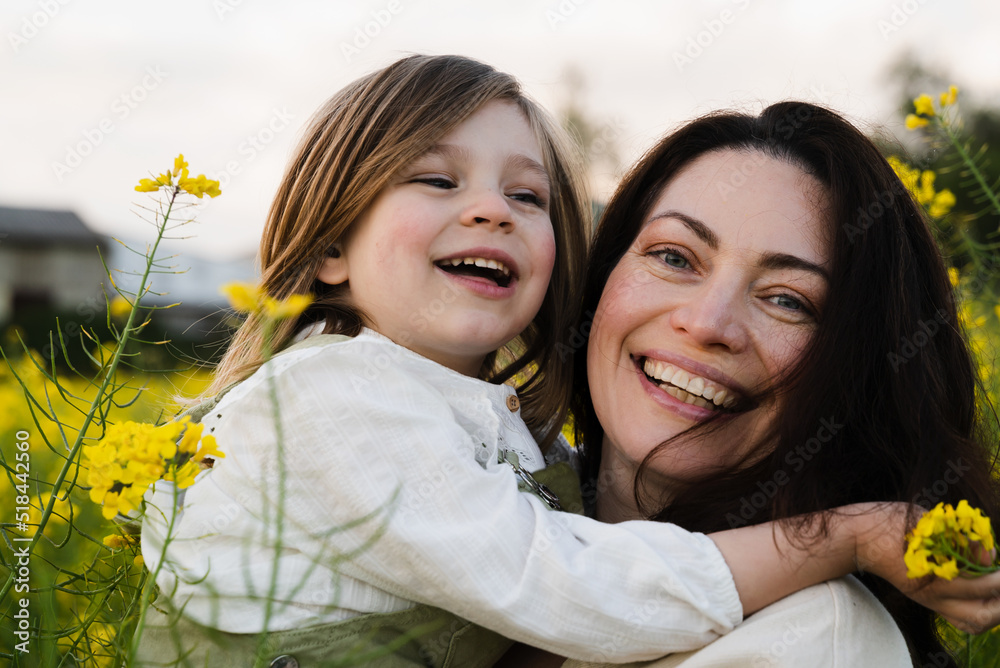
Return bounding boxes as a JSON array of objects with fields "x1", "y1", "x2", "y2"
[
  {"x1": 506, "y1": 395, "x2": 520, "y2": 412},
  {"x1": 269, "y1": 656, "x2": 299, "y2": 668}
]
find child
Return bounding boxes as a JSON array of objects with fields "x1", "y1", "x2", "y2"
[{"x1": 139, "y1": 55, "x2": 996, "y2": 667}]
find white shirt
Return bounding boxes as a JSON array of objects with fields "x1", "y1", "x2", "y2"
[
  {"x1": 141, "y1": 330, "x2": 742, "y2": 662},
  {"x1": 564, "y1": 576, "x2": 910, "y2": 667}
]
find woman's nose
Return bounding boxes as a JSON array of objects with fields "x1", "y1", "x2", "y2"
[
  {"x1": 668, "y1": 281, "x2": 748, "y2": 353},
  {"x1": 459, "y1": 188, "x2": 514, "y2": 230}
]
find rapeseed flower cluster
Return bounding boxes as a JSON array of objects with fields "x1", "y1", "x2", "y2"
[
  {"x1": 905, "y1": 85, "x2": 959, "y2": 130},
  {"x1": 220, "y1": 281, "x2": 313, "y2": 319},
  {"x1": 83, "y1": 416, "x2": 224, "y2": 519},
  {"x1": 887, "y1": 156, "x2": 957, "y2": 219},
  {"x1": 135, "y1": 153, "x2": 221, "y2": 199},
  {"x1": 904, "y1": 501, "x2": 998, "y2": 580}
]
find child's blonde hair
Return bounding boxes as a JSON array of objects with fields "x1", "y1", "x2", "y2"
[{"x1": 212, "y1": 54, "x2": 590, "y2": 448}]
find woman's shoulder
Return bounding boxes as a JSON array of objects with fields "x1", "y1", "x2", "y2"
[{"x1": 564, "y1": 576, "x2": 910, "y2": 668}]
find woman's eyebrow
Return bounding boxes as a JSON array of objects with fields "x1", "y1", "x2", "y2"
[
  {"x1": 648, "y1": 210, "x2": 719, "y2": 249},
  {"x1": 649, "y1": 209, "x2": 828, "y2": 280},
  {"x1": 759, "y1": 252, "x2": 830, "y2": 281}
]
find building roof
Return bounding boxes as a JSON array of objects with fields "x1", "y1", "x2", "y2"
[{"x1": 0, "y1": 206, "x2": 105, "y2": 248}]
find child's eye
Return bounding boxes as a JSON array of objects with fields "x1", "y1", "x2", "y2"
[
  {"x1": 413, "y1": 177, "x2": 455, "y2": 189},
  {"x1": 651, "y1": 249, "x2": 690, "y2": 269},
  {"x1": 509, "y1": 191, "x2": 547, "y2": 209}
]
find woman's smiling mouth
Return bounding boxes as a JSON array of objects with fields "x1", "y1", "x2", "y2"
[{"x1": 638, "y1": 356, "x2": 739, "y2": 411}]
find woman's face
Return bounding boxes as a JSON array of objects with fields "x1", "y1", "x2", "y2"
[{"x1": 587, "y1": 149, "x2": 831, "y2": 494}]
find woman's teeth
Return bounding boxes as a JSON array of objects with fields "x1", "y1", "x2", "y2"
[{"x1": 642, "y1": 358, "x2": 737, "y2": 410}]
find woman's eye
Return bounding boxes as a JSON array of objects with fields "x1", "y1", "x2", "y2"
[
  {"x1": 767, "y1": 294, "x2": 807, "y2": 312},
  {"x1": 653, "y1": 250, "x2": 690, "y2": 269}
]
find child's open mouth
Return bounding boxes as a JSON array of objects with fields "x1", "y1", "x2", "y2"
[{"x1": 435, "y1": 257, "x2": 513, "y2": 288}]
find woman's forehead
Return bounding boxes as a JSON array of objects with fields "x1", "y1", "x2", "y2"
[{"x1": 641, "y1": 149, "x2": 832, "y2": 267}]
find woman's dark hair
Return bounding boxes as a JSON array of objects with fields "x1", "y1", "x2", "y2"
[{"x1": 572, "y1": 101, "x2": 999, "y2": 667}]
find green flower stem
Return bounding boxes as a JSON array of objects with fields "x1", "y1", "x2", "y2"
[
  {"x1": 127, "y1": 474, "x2": 183, "y2": 663},
  {"x1": 256, "y1": 318, "x2": 289, "y2": 667},
  {"x1": 0, "y1": 187, "x2": 180, "y2": 604},
  {"x1": 937, "y1": 116, "x2": 1000, "y2": 220}
]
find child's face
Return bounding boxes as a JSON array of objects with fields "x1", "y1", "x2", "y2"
[{"x1": 318, "y1": 100, "x2": 556, "y2": 376}]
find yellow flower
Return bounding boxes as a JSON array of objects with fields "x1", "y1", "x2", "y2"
[
  {"x1": 264, "y1": 293, "x2": 314, "y2": 319},
  {"x1": 905, "y1": 501, "x2": 998, "y2": 580},
  {"x1": 109, "y1": 296, "x2": 132, "y2": 319},
  {"x1": 194, "y1": 434, "x2": 225, "y2": 462},
  {"x1": 928, "y1": 189, "x2": 956, "y2": 219},
  {"x1": 172, "y1": 153, "x2": 188, "y2": 177},
  {"x1": 103, "y1": 533, "x2": 138, "y2": 549},
  {"x1": 995, "y1": 305, "x2": 1000, "y2": 323},
  {"x1": 165, "y1": 459, "x2": 201, "y2": 489},
  {"x1": 134, "y1": 555, "x2": 145, "y2": 567},
  {"x1": 940, "y1": 85, "x2": 959, "y2": 107},
  {"x1": 178, "y1": 173, "x2": 222, "y2": 199},
  {"x1": 948, "y1": 268, "x2": 960, "y2": 288},
  {"x1": 905, "y1": 114, "x2": 930, "y2": 130},
  {"x1": 917, "y1": 170, "x2": 937, "y2": 206},
  {"x1": 913, "y1": 93, "x2": 936, "y2": 117},
  {"x1": 932, "y1": 558, "x2": 960, "y2": 580},
  {"x1": 887, "y1": 157, "x2": 953, "y2": 219},
  {"x1": 135, "y1": 176, "x2": 170, "y2": 192},
  {"x1": 84, "y1": 417, "x2": 220, "y2": 517},
  {"x1": 221, "y1": 281, "x2": 262, "y2": 313},
  {"x1": 221, "y1": 282, "x2": 312, "y2": 321},
  {"x1": 135, "y1": 156, "x2": 221, "y2": 198},
  {"x1": 176, "y1": 418, "x2": 204, "y2": 455}
]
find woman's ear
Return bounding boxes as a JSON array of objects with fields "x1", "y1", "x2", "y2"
[{"x1": 316, "y1": 246, "x2": 349, "y2": 286}]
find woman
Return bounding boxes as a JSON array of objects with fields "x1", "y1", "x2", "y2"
[{"x1": 511, "y1": 101, "x2": 999, "y2": 667}]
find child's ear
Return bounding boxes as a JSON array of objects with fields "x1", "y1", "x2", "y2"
[{"x1": 316, "y1": 246, "x2": 349, "y2": 286}]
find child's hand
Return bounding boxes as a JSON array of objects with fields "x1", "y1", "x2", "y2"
[{"x1": 854, "y1": 501, "x2": 1000, "y2": 634}]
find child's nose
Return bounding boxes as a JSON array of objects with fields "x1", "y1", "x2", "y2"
[{"x1": 460, "y1": 188, "x2": 514, "y2": 230}]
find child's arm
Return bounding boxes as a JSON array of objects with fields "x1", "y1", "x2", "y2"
[
  {"x1": 232, "y1": 340, "x2": 998, "y2": 662},
  {"x1": 709, "y1": 502, "x2": 1000, "y2": 633}
]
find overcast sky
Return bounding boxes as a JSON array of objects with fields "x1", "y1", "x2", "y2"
[{"x1": 3, "y1": 0, "x2": 999, "y2": 264}]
